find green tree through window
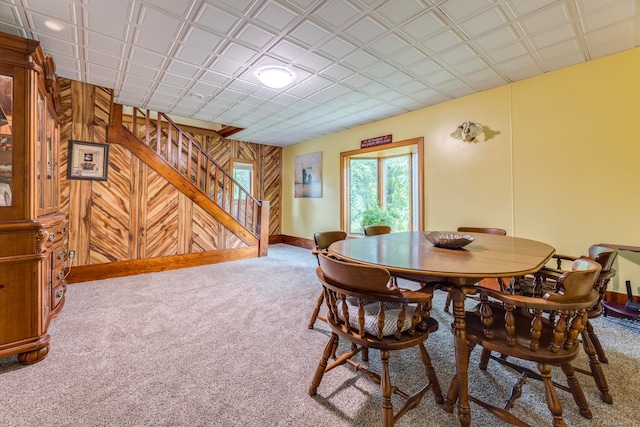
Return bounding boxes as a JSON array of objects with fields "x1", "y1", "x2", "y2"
[{"x1": 348, "y1": 154, "x2": 412, "y2": 234}]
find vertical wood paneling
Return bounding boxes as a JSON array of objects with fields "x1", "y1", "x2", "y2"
[
  {"x1": 89, "y1": 143, "x2": 130, "y2": 263},
  {"x1": 191, "y1": 203, "x2": 221, "y2": 252},
  {"x1": 145, "y1": 168, "x2": 179, "y2": 258},
  {"x1": 129, "y1": 156, "x2": 140, "y2": 260},
  {"x1": 208, "y1": 138, "x2": 231, "y2": 171},
  {"x1": 262, "y1": 145, "x2": 282, "y2": 235},
  {"x1": 69, "y1": 81, "x2": 94, "y2": 266},
  {"x1": 137, "y1": 161, "x2": 148, "y2": 259},
  {"x1": 94, "y1": 87, "x2": 111, "y2": 127},
  {"x1": 177, "y1": 193, "x2": 192, "y2": 254},
  {"x1": 225, "y1": 230, "x2": 246, "y2": 249},
  {"x1": 235, "y1": 140, "x2": 257, "y2": 161},
  {"x1": 58, "y1": 77, "x2": 279, "y2": 268},
  {"x1": 58, "y1": 78, "x2": 72, "y2": 219}
]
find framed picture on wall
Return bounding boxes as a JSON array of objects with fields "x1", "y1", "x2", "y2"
[
  {"x1": 67, "y1": 140, "x2": 109, "y2": 181},
  {"x1": 294, "y1": 151, "x2": 322, "y2": 198}
]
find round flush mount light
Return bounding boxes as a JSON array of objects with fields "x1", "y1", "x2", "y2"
[
  {"x1": 256, "y1": 67, "x2": 295, "y2": 89},
  {"x1": 44, "y1": 19, "x2": 64, "y2": 32}
]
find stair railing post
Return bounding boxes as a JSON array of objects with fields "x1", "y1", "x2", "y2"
[{"x1": 257, "y1": 200, "x2": 270, "y2": 257}]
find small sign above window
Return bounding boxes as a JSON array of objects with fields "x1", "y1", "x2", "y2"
[{"x1": 361, "y1": 134, "x2": 392, "y2": 149}]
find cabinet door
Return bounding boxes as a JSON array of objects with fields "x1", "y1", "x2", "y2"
[
  {"x1": 0, "y1": 259, "x2": 38, "y2": 344},
  {"x1": 44, "y1": 104, "x2": 57, "y2": 213},
  {"x1": 41, "y1": 254, "x2": 52, "y2": 331},
  {"x1": 0, "y1": 73, "x2": 13, "y2": 210},
  {"x1": 36, "y1": 91, "x2": 45, "y2": 212}
]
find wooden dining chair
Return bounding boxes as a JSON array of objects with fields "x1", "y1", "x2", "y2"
[
  {"x1": 456, "y1": 226, "x2": 507, "y2": 236},
  {"x1": 445, "y1": 258, "x2": 602, "y2": 427},
  {"x1": 363, "y1": 224, "x2": 392, "y2": 236},
  {"x1": 309, "y1": 254, "x2": 443, "y2": 426},
  {"x1": 443, "y1": 227, "x2": 509, "y2": 312},
  {"x1": 520, "y1": 244, "x2": 618, "y2": 404},
  {"x1": 308, "y1": 230, "x2": 347, "y2": 329}
]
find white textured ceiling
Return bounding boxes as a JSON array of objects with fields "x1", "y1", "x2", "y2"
[{"x1": 1, "y1": 0, "x2": 638, "y2": 146}]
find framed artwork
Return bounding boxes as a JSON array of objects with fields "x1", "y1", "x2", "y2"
[
  {"x1": 67, "y1": 140, "x2": 109, "y2": 181},
  {"x1": 294, "y1": 151, "x2": 322, "y2": 198}
]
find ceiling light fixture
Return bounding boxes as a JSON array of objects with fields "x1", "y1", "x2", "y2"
[
  {"x1": 450, "y1": 121, "x2": 483, "y2": 142},
  {"x1": 44, "y1": 19, "x2": 64, "y2": 32},
  {"x1": 256, "y1": 67, "x2": 295, "y2": 89}
]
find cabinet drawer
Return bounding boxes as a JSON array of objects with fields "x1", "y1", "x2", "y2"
[
  {"x1": 53, "y1": 245, "x2": 67, "y2": 268},
  {"x1": 51, "y1": 282, "x2": 65, "y2": 310},
  {"x1": 52, "y1": 264, "x2": 65, "y2": 286},
  {"x1": 52, "y1": 222, "x2": 68, "y2": 245}
]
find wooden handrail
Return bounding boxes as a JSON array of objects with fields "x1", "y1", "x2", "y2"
[{"x1": 119, "y1": 105, "x2": 265, "y2": 240}]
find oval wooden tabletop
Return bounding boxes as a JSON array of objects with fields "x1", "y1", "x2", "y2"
[{"x1": 329, "y1": 231, "x2": 555, "y2": 279}]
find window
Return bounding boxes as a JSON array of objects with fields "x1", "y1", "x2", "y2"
[
  {"x1": 230, "y1": 159, "x2": 256, "y2": 197},
  {"x1": 341, "y1": 138, "x2": 423, "y2": 235}
]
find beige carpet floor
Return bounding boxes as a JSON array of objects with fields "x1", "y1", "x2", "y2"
[{"x1": 0, "y1": 244, "x2": 638, "y2": 426}]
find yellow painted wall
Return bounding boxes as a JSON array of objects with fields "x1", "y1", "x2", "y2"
[{"x1": 283, "y1": 47, "x2": 640, "y2": 293}]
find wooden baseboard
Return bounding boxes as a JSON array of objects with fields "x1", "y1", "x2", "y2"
[
  {"x1": 605, "y1": 290, "x2": 639, "y2": 304},
  {"x1": 67, "y1": 246, "x2": 259, "y2": 284},
  {"x1": 269, "y1": 234, "x2": 314, "y2": 250}
]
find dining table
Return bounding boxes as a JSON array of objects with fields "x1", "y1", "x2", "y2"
[{"x1": 328, "y1": 230, "x2": 556, "y2": 427}]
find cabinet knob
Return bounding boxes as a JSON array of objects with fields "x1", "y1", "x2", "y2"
[
  {"x1": 56, "y1": 271, "x2": 63, "y2": 280},
  {"x1": 48, "y1": 234, "x2": 55, "y2": 242},
  {"x1": 56, "y1": 289, "x2": 64, "y2": 298},
  {"x1": 58, "y1": 251, "x2": 65, "y2": 259}
]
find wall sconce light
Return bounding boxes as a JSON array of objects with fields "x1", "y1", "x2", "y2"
[{"x1": 450, "y1": 121, "x2": 483, "y2": 142}]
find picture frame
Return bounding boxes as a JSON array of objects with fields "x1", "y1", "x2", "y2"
[
  {"x1": 67, "y1": 140, "x2": 109, "y2": 181},
  {"x1": 294, "y1": 151, "x2": 322, "y2": 198}
]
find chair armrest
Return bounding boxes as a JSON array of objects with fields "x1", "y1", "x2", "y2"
[
  {"x1": 552, "y1": 253, "x2": 579, "y2": 269},
  {"x1": 533, "y1": 267, "x2": 564, "y2": 281},
  {"x1": 479, "y1": 287, "x2": 598, "y2": 311},
  {"x1": 553, "y1": 253, "x2": 578, "y2": 262}
]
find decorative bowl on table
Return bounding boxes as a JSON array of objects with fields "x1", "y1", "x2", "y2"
[{"x1": 424, "y1": 231, "x2": 475, "y2": 249}]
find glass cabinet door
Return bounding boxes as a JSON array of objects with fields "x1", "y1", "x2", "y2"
[
  {"x1": 45, "y1": 106, "x2": 54, "y2": 211},
  {"x1": 37, "y1": 92, "x2": 45, "y2": 210},
  {"x1": 0, "y1": 74, "x2": 12, "y2": 208}
]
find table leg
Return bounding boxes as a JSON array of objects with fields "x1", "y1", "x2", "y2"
[{"x1": 451, "y1": 288, "x2": 471, "y2": 426}]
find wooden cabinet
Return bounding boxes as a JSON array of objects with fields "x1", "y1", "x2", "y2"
[{"x1": 0, "y1": 32, "x2": 67, "y2": 364}]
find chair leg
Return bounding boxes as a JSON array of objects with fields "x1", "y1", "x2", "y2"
[
  {"x1": 537, "y1": 362, "x2": 567, "y2": 427},
  {"x1": 479, "y1": 348, "x2": 492, "y2": 370},
  {"x1": 580, "y1": 327, "x2": 613, "y2": 403},
  {"x1": 419, "y1": 342, "x2": 444, "y2": 404},
  {"x1": 444, "y1": 374, "x2": 458, "y2": 413},
  {"x1": 585, "y1": 319, "x2": 608, "y2": 363},
  {"x1": 380, "y1": 350, "x2": 394, "y2": 427},
  {"x1": 309, "y1": 333, "x2": 338, "y2": 396},
  {"x1": 504, "y1": 372, "x2": 527, "y2": 410},
  {"x1": 444, "y1": 292, "x2": 452, "y2": 313},
  {"x1": 308, "y1": 290, "x2": 325, "y2": 329},
  {"x1": 561, "y1": 363, "x2": 592, "y2": 419}
]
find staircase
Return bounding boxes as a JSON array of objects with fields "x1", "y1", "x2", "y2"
[{"x1": 108, "y1": 104, "x2": 269, "y2": 256}]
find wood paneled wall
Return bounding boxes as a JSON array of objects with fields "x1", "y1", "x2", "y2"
[{"x1": 59, "y1": 78, "x2": 282, "y2": 268}]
